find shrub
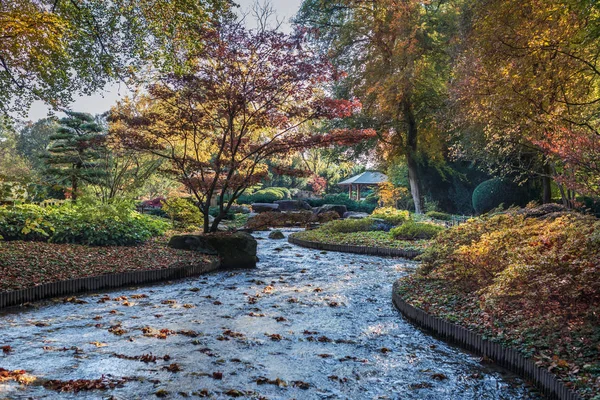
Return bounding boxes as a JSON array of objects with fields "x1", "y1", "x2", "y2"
[
  {"x1": 236, "y1": 187, "x2": 292, "y2": 204},
  {"x1": 472, "y1": 178, "x2": 533, "y2": 214},
  {"x1": 162, "y1": 197, "x2": 203, "y2": 229},
  {"x1": 425, "y1": 211, "x2": 453, "y2": 221},
  {"x1": 0, "y1": 203, "x2": 169, "y2": 246},
  {"x1": 48, "y1": 204, "x2": 170, "y2": 246},
  {"x1": 371, "y1": 207, "x2": 410, "y2": 226},
  {"x1": 0, "y1": 204, "x2": 53, "y2": 241},
  {"x1": 390, "y1": 221, "x2": 444, "y2": 240},
  {"x1": 306, "y1": 194, "x2": 376, "y2": 213}
]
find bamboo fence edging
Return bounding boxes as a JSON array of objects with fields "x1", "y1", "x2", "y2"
[
  {"x1": 0, "y1": 260, "x2": 221, "y2": 310},
  {"x1": 288, "y1": 235, "x2": 422, "y2": 259},
  {"x1": 391, "y1": 281, "x2": 582, "y2": 400}
]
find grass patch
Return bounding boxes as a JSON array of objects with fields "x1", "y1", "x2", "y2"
[{"x1": 291, "y1": 229, "x2": 429, "y2": 251}]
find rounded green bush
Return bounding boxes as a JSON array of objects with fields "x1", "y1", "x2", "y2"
[
  {"x1": 390, "y1": 221, "x2": 444, "y2": 240},
  {"x1": 425, "y1": 211, "x2": 453, "y2": 221},
  {"x1": 472, "y1": 178, "x2": 533, "y2": 215},
  {"x1": 321, "y1": 218, "x2": 375, "y2": 233}
]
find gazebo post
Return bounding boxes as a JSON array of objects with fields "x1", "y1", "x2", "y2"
[
  {"x1": 348, "y1": 184, "x2": 352, "y2": 199},
  {"x1": 357, "y1": 185, "x2": 361, "y2": 201}
]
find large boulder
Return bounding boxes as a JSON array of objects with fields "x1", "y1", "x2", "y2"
[
  {"x1": 317, "y1": 204, "x2": 348, "y2": 218},
  {"x1": 168, "y1": 232, "x2": 258, "y2": 269},
  {"x1": 274, "y1": 200, "x2": 312, "y2": 211},
  {"x1": 268, "y1": 229, "x2": 285, "y2": 239},
  {"x1": 343, "y1": 211, "x2": 370, "y2": 219},
  {"x1": 251, "y1": 203, "x2": 280, "y2": 213}
]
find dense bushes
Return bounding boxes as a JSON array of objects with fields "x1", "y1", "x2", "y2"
[
  {"x1": 237, "y1": 187, "x2": 291, "y2": 204},
  {"x1": 371, "y1": 207, "x2": 410, "y2": 225},
  {"x1": 0, "y1": 204, "x2": 169, "y2": 245},
  {"x1": 472, "y1": 178, "x2": 533, "y2": 214},
  {"x1": 306, "y1": 193, "x2": 376, "y2": 213},
  {"x1": 390, "y1": 221, "x2": 444, "y2": 240}
]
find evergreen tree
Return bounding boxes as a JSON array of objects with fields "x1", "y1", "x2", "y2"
[{"x1": 45, "y1": 111, "x2": 107, "y2": 203}]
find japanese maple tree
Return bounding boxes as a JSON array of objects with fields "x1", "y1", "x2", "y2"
[{"x1": 110, "y1": 20, "x2": 375, "y2": 233}]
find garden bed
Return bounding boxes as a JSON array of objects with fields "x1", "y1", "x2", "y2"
[{"x1": 0, "y1": 236, "x2": 218, "y2": 293}]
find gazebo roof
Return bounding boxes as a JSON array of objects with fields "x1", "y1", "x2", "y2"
[{"x1": 337, "y1": 171, "x2": 388, "y2": 186}]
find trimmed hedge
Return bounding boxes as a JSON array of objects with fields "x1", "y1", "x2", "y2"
[
  {"x1": 237, "y1": 187, "x2": 291, "y2": 204},
  {"x1": 306, "y1": 193, "x2": 377, "y2": 213}
]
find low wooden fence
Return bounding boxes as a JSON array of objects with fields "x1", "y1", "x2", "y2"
[
  {"x1": 288, "y1": 236, "x2": 422, "y2": 259},
  {"x1": 392, "y1": 281, "x2": 581, "y2": 400},
  {"x1": 0, "y1": 261, "x2": 220, "y2": 310}
]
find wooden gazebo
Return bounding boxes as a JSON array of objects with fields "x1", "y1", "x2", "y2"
[{"x1": 337, "y1": 171, "x2": 388, "y2": 201}]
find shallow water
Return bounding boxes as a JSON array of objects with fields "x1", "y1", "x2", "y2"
[{"x1": 0, "y1": 229, "x2": 540, "y2": 399}]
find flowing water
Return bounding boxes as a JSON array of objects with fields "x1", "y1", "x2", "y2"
[{"x1": 0, "y1": 229, "x2": 540, "y2": 399}]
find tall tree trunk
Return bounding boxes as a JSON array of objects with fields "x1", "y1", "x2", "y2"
[
  {"x1": 542, "y1": 159, "x2": 552, "y2": 204},
  {"x1": 403, "y1": 99, "x2": 422, "y2": 214}
]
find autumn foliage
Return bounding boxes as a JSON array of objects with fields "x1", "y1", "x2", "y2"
[
  {"x1": 110, "y1": 20, "x2": 375, "y2": 232},
  {"x1": 411, "y1": 206, "x2": 600, "y2": 396}
]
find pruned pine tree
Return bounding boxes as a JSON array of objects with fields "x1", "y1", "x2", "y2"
[{"x1": 45, "y1": 111, "x2": 107, "y2": 203}]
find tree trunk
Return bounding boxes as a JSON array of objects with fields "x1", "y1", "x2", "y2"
[
  {"x1": 202, "y1": 207, "x2": 210, "y2": 234},
  {"x1": 403, "y1": 99, "x2": 422, "y2": 214},
  {"x1": 542, "y1": 175, "x2": 552, "y2": 204},
  {"x1": 71, "y1": 175, "x2": 78, "y2": 204},
  {"x1": 542, "y1": 160, "x2": 552, "y2": 204}
]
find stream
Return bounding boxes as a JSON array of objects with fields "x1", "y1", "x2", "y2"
[{"x1": 0, "y1": 229, "x2": 539, "y2": 399}]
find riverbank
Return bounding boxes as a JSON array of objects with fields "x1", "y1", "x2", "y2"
[
  {"x1": 0, "y1": 236, "x2": 218, "y2": 293},
  {"x1": 399, "y1": 208, "x2": 599, "y2": 399}
]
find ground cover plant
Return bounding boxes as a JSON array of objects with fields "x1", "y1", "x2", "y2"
[{"x1": 396, "y1": 206, "x2": 600, "y2": 398}]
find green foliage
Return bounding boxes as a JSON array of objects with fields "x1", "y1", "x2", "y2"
[
  {"x1": 390, "y1": 221, "x2": 444, "y2": 240},
  {"x1": 320, "y1": 218, "x2": 375, "y2": 233},
  {"x1": 425, "y1": 211, "x2": 452, "y2": 221},
  {"x1": 162, "y1": 197, "x2": 202, "y2": 229},
  {"x1": 45, "y1": 111, "x2": 108, "y2": 202},
  {"x1": 237, "y1": 187, "x2": 291, "y2": 204},
  {"x1": 371, "y1": 207, "x2": 410, "y2": 225},
  {"x1": 0, "y1": 204, "x2": 53, "y2": 241},
  {"x1": 472, "y1": 178, "x2": 533, "y2": 215},
  {"x1": 0, "y1": 203, "x2": 168, "y2": 246},
  {"x1": 306, "y1": 194, "x2": 376, "y2": 213}
]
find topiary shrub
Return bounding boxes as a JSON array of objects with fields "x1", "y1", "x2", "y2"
[
  {"x1": 237, "y1": 187, "x2": 292, "y2": 204},
  {"x1": 306, "y1": 194, "x2": 377, "y2": 213},
  {"x1": 426, "y1": 211, "x2": 453, "y2": 221},
  {"x1": 390, "y1": 221, "x2": 444, "y2": 240},
  {"x1": 472, "y1": 178, "x2": 533, "y2": 215},
  {"x1": 371, "y1": 207, "x2": 410, "y2": 226}
]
